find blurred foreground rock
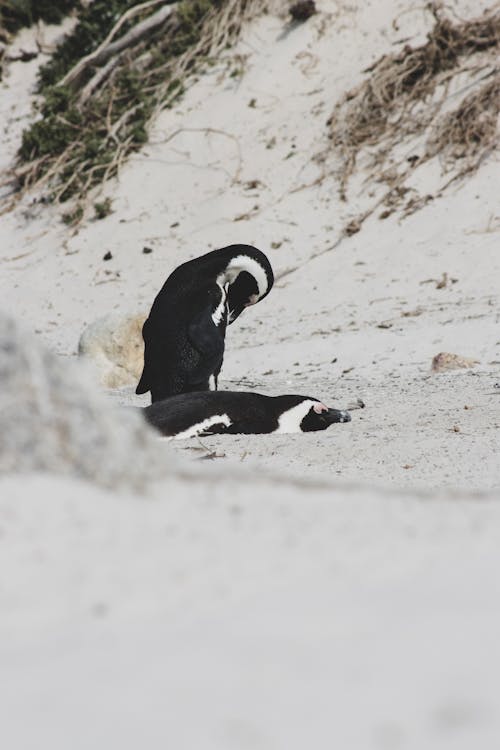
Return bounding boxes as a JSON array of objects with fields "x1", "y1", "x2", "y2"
[
  {"x1": 0, "y1": 311, "x2": 168, "y2": 488},
  {"x1": 78, "y1": 312, "x2": 146, "y2": 387},
  {"x1": 432, "y1": 352, "x2": 479, "y2": 372}
]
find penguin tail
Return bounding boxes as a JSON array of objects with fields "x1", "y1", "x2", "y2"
[{"x1": 135, "y1": 369, "x2": 149, "y2": 395}]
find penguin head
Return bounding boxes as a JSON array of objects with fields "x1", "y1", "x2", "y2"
[
  {"x1": 226, "y1": 270, "x2": 261, "y2": 323},
  {"x1": 299, "y1": 399, "x2": 352, "y2": 432},
  {"x1": 275, "y1": 395, "x2": 351, "y2": 433},
  {"x1": 215, "y1": 248, "x2": 274, "y2": 324}
]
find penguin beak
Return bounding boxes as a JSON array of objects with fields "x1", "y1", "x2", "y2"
[
  {"x1": 228, "y1": 294, "x2": 259, "y2": 323},
  {"x1": 324, "y1": 408, "x2": 351, "y2": 424},
  {"x1": 227, "y1": 304, "x2": 244, "y2": 325},
  {"x1": 245, "y1": 293, "x2": 259, "y2": 307}
]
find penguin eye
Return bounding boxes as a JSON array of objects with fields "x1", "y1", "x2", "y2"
[
  {"x1": 245, "y1": 293, "x2": 259, "y2": 307},
  {"x1": 313, "y1": 402, "x2": 328, "y2": 414}
]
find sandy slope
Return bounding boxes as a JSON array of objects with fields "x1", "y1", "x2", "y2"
[{"x1": 0, "y1": 0, "x2": 500, "y2": 746}]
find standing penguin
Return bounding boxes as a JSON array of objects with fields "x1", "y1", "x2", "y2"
[
  {"x1": 141, "y1": 391, "x2": 351, "y2": 438},
  {"x1": 136, "y1": 244, "x2": 274, "y2": 402}
]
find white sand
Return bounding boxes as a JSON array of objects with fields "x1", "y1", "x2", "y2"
[
  {"x1": 1, "y1": 0, "x2": 500, "y2": 746},
  {"x1": 1, "y1": 473, "x2": 500, "y2": 748}
]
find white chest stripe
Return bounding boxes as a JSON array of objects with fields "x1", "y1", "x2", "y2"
[
  {"x1": 276, "y1": 400, "x2": 317, "y2": 434},
  {"x1": 211, "y1": 282, "x2": 227, "y2": 326},
  {"x1": 173, "y1": 413, "x2": 231, "y2": 440},
  {"x1": 217, "y1": 255, "x2": 269, "y2": 299}
]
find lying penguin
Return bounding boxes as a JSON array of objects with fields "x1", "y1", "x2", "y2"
[
  {"x1": 141, "y1": 391, "x2": 351, "y2": 438},
  {"x1": 136, "y1": 244, "x2": 274, "y2": 403}
]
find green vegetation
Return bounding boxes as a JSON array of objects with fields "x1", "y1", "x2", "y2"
[
  {"x1": 61, "y1": 204, "x2": 83, "y2": 225},
  {"x1": 0, "y1": 0, "x2": 80, "y2": 35},
  {"x1": 93, "y1": 197, "x2": 113, "y2": 220},
  {"x1": 10, "y1": 0, "x2": 257, "y2": 217},
  {"x1": 38, "y1": 0, "x2": 145, "y2": 89}
]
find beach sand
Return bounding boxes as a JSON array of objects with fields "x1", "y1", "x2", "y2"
[{"x1": 1, "y1": 1, "x2": 499, "y2": 746}]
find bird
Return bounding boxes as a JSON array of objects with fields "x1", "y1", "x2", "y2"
[
  {"x1": 141, "y1": 390, "x2": 351, "y2": 438},
  {"x1": 136, "y1": 244, "x2": 274, "y2": 402}
]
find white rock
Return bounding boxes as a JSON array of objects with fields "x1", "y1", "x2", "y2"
[{"x1": 78, "y1": 312, "x2": 146, "y2": 388}]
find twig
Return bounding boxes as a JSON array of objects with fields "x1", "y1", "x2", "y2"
[
  {"x1": 78, "y1": 54, "x2": 124, "y2": 106},
  {"x1": 60, "y1": 3, "x2": 178, "y2": 90}
]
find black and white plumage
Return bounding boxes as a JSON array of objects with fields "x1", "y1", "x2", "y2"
[
  {"x1": 141, "y1": 391, "x2": 351, "y2": 438},
  {"x1": 136, "y1": 245, "x2": 274, "y2": 403}
]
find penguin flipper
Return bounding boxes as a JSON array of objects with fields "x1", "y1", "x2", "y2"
[
  {"x1": 187, "y1": 305, "x2": 225, "y2": 384},
  {"x1": 135, "y1": 368, "x2": 149, "y2": 395},
  {"x1": 188, "y1": 305, "x2": 224, "y2": 356},
  {"x1": 203, "y1": 420, "x2": 271, "y2": 436},
  {"x1": 199, "y1": 421, "x2": 232, "y2": 436}
]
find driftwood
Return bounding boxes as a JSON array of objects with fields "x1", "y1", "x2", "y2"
[
  {"x1": 78, "y1": 53, "x2": 124, "y2": 106},
  {"x1": 60, "y1": 2, "x2": 178, "y2": 91},
  {"x1": 87, "y1": 0, "x2": 167, "y2": 52}
]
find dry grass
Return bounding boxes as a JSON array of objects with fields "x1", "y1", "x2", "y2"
[
  {"x1": 426, "y1": 72, "x2": 499, "y2": 170},
  {"x1": 327, "y1": 3, "x2": 500, "y2": 208}
]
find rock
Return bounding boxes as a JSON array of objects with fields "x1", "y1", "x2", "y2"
[
  {"x1": 0, "y1": 311, "x2": 168, "y2": 488},
  {"x1": 290, "y1": 0, "x2": 317, "y2": 21},
  {"x1": 78, "y1": 313, "x2": 146, "y2": 388},
  {"x1": 431, "y1": 352, "x2": 479, "y2": 373}
]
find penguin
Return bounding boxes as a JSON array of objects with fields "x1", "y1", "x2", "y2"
[
  {"x1": 141, "y1": 391, "x2": 351, "y2": 438},
  {"x1": 136, "y1": 245, "x2": 274, "y2": 403}
]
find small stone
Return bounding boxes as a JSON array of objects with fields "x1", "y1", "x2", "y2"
[
  {"x1": 103, "y1": 251, "x2": 113, "y2": 261},
  {"x1": 346, "y1": 398, "x2": 365, "y2": 411},
  {"x1": 344, "y1": 219, "x2": 361, "y2": 236},
  {"x1": 290, "y1": 0, "x2": 317, "y2": 21},
  {"x1": 244, "y1": 179, "x2": 261, "y2": 190},
  {"x1": 431, "y1": 352, "x2": 479, "y2": 373}
]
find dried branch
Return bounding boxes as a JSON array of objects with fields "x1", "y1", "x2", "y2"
[
  {"x1": 60, "y1": 3, "x2": 178, "y2": 91},
  {"x1": 78, "y1": 53, "x2": 125, "y2": 106}
]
